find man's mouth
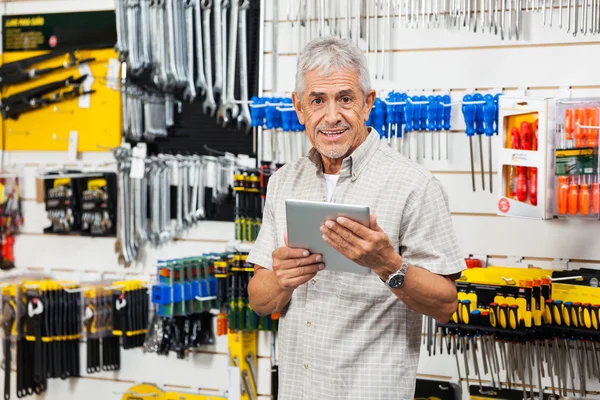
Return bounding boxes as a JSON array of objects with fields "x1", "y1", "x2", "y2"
[{"x1": 319, "y1": 129, "x2": 347, "y2": 137}]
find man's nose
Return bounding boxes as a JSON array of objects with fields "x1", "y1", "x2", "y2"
[{"x1": 323, "y1": 100, "x2": 341, "y2": 125}]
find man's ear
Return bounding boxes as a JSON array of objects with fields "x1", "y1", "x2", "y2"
[
  {"x1": 292, "y1": 91, "x2": 305, "y2": 125},
  {"x1": 363, "y1": 89, "x2": 377, "y2": 122}
]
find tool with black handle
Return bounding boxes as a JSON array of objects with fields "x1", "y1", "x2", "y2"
[{"x1": 2, "y1": 304, "x2": 15, "y2": 400}]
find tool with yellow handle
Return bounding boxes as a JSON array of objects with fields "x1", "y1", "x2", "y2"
[
  {"x1": 451, "y1": 299, "x2": 459, "y2": 324},
  {"x1": 499, "y1": 304, "x2": 508, "y2": 329},
  {"x1": 489, "y1": 303, "x2": 498, "y2": 328},
  {"x1": 553, "y1": 300, "x2": 563, "y2": 326},
  {"x1": 582, "y1": 303, "x2": 592, "y2": 329},
  {"x1": 509, "y1": 305, "x2": 519, "y2": 330},
  {"x1": 562, "y1": 301, "x2": 572, "y2": 327},
  {"x1": 571, "y1": 302, "x2": 581, "y2": 328},
  {"x1": 592, "y1": 304, "x2": 599, "y2": 330},
  {"x1": 460, "y1": 300, "x2": 471, "y2": 325},
  {"x1": 544, "y1": 299, "x2": 553, "y2": 325}
]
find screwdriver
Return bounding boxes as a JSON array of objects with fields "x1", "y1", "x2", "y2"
[
  {"x1": 557, "y1": 176, "x2": 569, "y2": 214},
  {"x1": 518, "y1": 121, "x2": 532, "y2": 202},
  {"x1": 582, "y1": 303, "x2": 592, "y2": 329},
  {"x1": 386, "y1": 92, "x2": 395, "y2": 146},
  {"x1": 575, "y1": 108, "x2": 586, "y2": 148},
  {"x1": 474, "y1": 93, "x2": 486, "y2": 190},
  {"x1": 442, "y1": 94, "x2": 451, "y2": 160},
  {"x1": 435, "y1": 95, "x2": 443, "y2": 160},
  {"x1": 544, "y1": 299, "x2": 553, "y2": 325},
  {"x1": 592, "y1": 176, "x2": 600, "y2": 214},
  {"x1": 509, "y1": 304, "x2": 519, "y2": 330},
  {"x1": 553, "y1": 300, "x2": 563, "y2": 326},
  {"x1": 405, "y1": 97, "x2": 415, "y2": 160},
  {"x1": 591, "y1": 304, "x2": 599, "y2": 330},
  {"x1": 563, "y1": 301, "x2": 573, "y2": 327},
  {"x1": 412, "y1": 96, "x2": 422, "y2": 160},
  {"x1": 569, "y1": 176, "x2": 579, "y2": 215},
  {"x1": 571, "y1": 302, "x2": 581, "y2": 328},
  {"x1": 509, "y1": 127, "x2": 521, "y2": 199},
  {"x1": 420, "y1": 95, "x2": 428, "y2": 159},
  {"x1": 587, "y1": 107, "x2": 599, "y2": 147},
  {"x1": 530, "y1": 119, "x2": 539, "y2": 206},
  {"x1": 483, "y1": 94, "x2": 496, "y2": 193},
  {"x1": 399, "y1": 93, "x2": 408, "y2": 156},
  {"x1": 489, "y1": 302, "x2": 498, "y2": 328},
  {"x1": 580, "y1": 175, "x2": 590, "y2": 215},
  {"x1": 393, "y1": 92, "x2": 402, "y2": 152},
  {"x1": 427, "y1": 95, "x2": 437, "y2": 160},
  {"x1": 462, "y1": 94, "x2": 477, "y2": 191},
  {"x1": 564, "y1": 108, "x2": 575, "y2": 148}
]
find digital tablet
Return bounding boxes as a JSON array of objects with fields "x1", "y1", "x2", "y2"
[{"x1": 285, "y1": 199, "x2": 371, "y2": 275}]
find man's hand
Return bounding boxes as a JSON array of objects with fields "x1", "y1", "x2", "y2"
[
  {"x1": 320, "y1": 214, "x2": 400, "y2": 281},
  {"x1": 272, "y1": 233, "x2": 325, "y2": 291}
]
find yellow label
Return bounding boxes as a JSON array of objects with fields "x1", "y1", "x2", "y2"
[
  {"x1": 4, "y1": 16, "x2": 45, "y2": 28},
  {"x1": 53, "y1": 178, "x2": 71, "y2": 187}
]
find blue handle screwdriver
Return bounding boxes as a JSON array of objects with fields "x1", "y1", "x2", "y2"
[
  {"x1": 420, "y1": 95, "x2": 428, "y2": 159},
  {"x1": 462, "y1": 94, "x2": 476, "y2": 192},
  {"x1": 399, "y1": 93, "x2": 408, "y2": 156},
  {"x1": 405, "y1": 96, "x2": 415, "y2": 159},
  {"x1": 483, "y1": 94, "x2": 496, "y2": 193},
  {"x1": 442, "y1": 94, "x2": 451, "y2": 160},
  {"x1": 435, "y1": 95, "x2": 443, "y2": 160},
  {"x1": 386, "y1": 92, "x2": 395, "y2": 145},
  {"x1": 412, "y1": 96, "x2": 421, "y2": 159},
  {"x1": 427, "y1": 95, "x2": 437, "y2": 160},
  {"x1": 474, "y1": 93, "x2": 486, "y2": 191}
]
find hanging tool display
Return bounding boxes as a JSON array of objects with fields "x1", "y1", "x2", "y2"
[
  {"x1": 555, "y1": 98, "x2": 600, "y2": 219},
  {"x1": 42, "y1": 171, "x2": 117, "y2": 236},
  {"x1": 84, "y1": 282, "x2": 121, "y2": 374},
  {"x1": 112, "y1": 143, "x2": 247, "y2": 266},
  {"x1": 0, "y1": 173, "x2": 24, "y2": 271},
  {"x1": 0, "y1": 48, "x2": 95, "y2": 90},
  {"x1": 0, "y1": 75, "x2": 95, "y2": 121},
  {"x1": 147, "y1": 256, "x2": 217, "y2": 358},
  {"x1": 430, "y1": 266, "x2": 600, "y2": 398},
  {"x1": 111, "y1": 280, "x2": 149, "y2": 350},
  {"x1": 114, "y1": 0, "x2": 254, "y2": 140},
  {"x1": 233, "y1": 169, "x2": 261, "y2": 242}
]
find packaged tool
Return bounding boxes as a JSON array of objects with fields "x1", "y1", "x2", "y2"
[
  {"x1": 0, "y1": 172, "x2": 24, "y2": 270},
  {"x1": 111, "y1": 280, "x2": 149, "y2": 350},
  {"x1": 497, "y1": 96, "x2": 555, "y2": 219},
  {"x1": 553, "y1": 98, "x2": 600, "y2": 219},
  {"x1": 78, "y1": 173, "x2": 117, "y2": 237},
  {"x1": 43, "y1": 171, "x2": 82, "y2": 234},
  {"x1": 233, "y1": 169, "x2": 262, "y2": 242}
]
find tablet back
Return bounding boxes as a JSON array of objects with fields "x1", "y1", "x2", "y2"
[{"x1": 285, "y1": 199, "x2": 371, "y2": 275}]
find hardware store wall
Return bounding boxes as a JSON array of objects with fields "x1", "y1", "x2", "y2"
[{"x1": 1, "y1": 1, "x2": 600, "y2": 400}]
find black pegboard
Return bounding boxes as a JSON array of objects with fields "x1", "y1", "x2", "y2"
[{"x1": 130, "y1": 1, "x2": 262, "y2": 159}]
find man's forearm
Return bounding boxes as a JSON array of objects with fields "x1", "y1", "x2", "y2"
[
  {"x1": 248, "y1": 267, "x2": 293, "y2": 316},
  {"x1": 388, "y1": 264, "x2": 458, "y2": 323}
]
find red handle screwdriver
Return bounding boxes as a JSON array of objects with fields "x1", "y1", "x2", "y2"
[
  {"x1": 569, "y1": 176, "x2": 580, "y2": 215},
  {"x1": 580, "y1": 176, "x2": 590, "y2": 215},
  {"x1": 510, "y1": 127, "x2": 521, "y2": 198},
  {"x1": 592, "y1": 176, "x2": 600, "y2": 214},
  {"x1": 530, "y1": 119, "x2": 538, "y2": 205},
  {"x1": 517, "y1": 122, "x2": 530, "y2": 202}
]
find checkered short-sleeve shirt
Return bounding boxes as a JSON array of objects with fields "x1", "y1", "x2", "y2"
[{"x1": 248, "y1": 129, "x2": 466, "y2": 400}]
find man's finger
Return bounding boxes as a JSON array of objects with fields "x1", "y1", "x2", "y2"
[
  {"x1": 278, "y1": 253, "x2": 322, "y2": 270},
  {"x1": 336, "y1": 216, "x2": 373, "y2": 239},
  {"x1": 282, "y1": 266, "x2": 323, "y2": 288},
  {"x1": 369, "y1": 214, "x2": 383, "y2": 232},
  {"x1": 287, "y1": 262, "x2": 325, "y2": 278},
  {"x1": 284, "y1": 232, "x2": 289, "y2": 247},
  {"x1": 274, "y1": 246, "x2": 311, "y2": 260},
  {"x1": 321, "y1": 224, "x2": 355, "y2": 259},
  {"x1": 323, "y1": 220, "x2": 361, "y2": 246}
]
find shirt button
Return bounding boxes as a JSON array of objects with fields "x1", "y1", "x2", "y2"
[
  {"x1": 304, "y1": 363, "x2": 309, "y2": 369},
  {"x1": 353, "y1": 171, "x2": 358, "y2": 178},
  {"x1": 306, "y1": 321, "x2": 312, "y2": 327},
  {"x1": 310, "y1": 279, "x2": 317, "y2": 285},
  {"x1": 322, "y1": 196, "x2": 326, "y2": 201}
]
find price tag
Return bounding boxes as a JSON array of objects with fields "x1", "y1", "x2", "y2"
[
  {"x1": 227, "y1": 366, "x2": 241, "y2": 400},
  {"x1": 106, "y1": 58, "x2": 121, "y2": 90},
  {"x1": 68, "y1": 131, "x2": 78, "y2": 161},
  {"x1": 129, "y1": 144, "x2": 147, "y2": 180}
]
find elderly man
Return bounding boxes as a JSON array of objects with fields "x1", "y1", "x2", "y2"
[{"x1": 247, "y1": 36, "x2": 465, "y2": 399}]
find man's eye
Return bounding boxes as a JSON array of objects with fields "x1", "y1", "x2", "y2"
[
  {"x1": 312, "y1": 99, "x2": 322, "y2": 105},
  {"x1": 341, "y1": 97, "x2": 352, "y2": 103}
]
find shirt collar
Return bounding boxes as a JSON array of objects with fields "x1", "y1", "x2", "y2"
[{"x1": 308, "y1": 128, "x2": 380, "y2": 181}]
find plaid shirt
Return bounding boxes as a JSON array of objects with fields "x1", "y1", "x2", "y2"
[{"x1": 248, "y1": 129, "x2": 465, "y2": 400}]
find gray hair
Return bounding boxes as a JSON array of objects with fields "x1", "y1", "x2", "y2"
[{"x1": 294, "y1": 36, "x2": 371, "y2": 100}]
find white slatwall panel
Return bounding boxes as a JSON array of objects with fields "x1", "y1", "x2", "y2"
[
  {"x1": 1, "y1": 0, "x2": 600, "y2": 399},
  {"x1": 264, "y1": 1, "x2": 600, "y2": 399}
]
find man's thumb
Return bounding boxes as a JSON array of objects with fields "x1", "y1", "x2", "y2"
[
  {"x1": 284, "y1": 232, "x2": 289, "y2": 247},
  {"x1": 370, "y1": 214, "x2": 382, "y2": 231}
]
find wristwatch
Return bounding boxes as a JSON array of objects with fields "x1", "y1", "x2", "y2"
[{"x1": 382, "y1": 260, "x2": 410, "y2": 289}]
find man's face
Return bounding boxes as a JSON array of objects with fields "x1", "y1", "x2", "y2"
[{"x1": 292, "y1": 69, "x2": 376, "y2": 160}]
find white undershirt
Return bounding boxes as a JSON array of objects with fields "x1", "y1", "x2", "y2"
[{"x1": 323, "y1": 174, "x2": 340, "y2": 202}]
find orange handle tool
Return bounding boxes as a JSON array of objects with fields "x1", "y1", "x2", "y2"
[
  {"x1": 575, "y1": 108, "x2": 586, "y2": 148},
  {"x1": 557, "y1": 176, "x2": 569, "y2": 214},
  {"x1": 580, "y1": 176, "x2": 590, "y2": 215},
  {"x1": 565, "y1": 109, "x2": 575, "y2": 144},
  {"x1": 569, "y1": 176, "x2": 580, "y2": 215},
  {"x1": 592, "y1": 177, "x2": 600, "y2": 214},
  {"x1": 587, "y1": 108, "x2": 599, "y2": 147},
  {"x1": 530, "y1": 120, "x2": 539, "y2": 205},
  {"x1": 510, "y1": 127, "x2": 521, "y2": 198}
]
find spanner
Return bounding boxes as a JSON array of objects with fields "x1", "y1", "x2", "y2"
[
  {"x1": 194, "y1": 0, "x2": 207, "y2": 95},
  {"x1": 216, "y1": 0, "x2": 230, "y2": 126},
  {"x1": 201, "y1": 0, "x2": 217, "y2": 116},
  {"x1": 213, "y1": 0, "x2": 224, "y2": 100},
  {"x1": 222, "y1": 0, "x2": 240, "y2": 120},
  {"x1": 183, "y1": 0, "x2": 197, "y2": 101},
  {"x1": 237, "y1": 0, "x2": 251, "y2": 133}
]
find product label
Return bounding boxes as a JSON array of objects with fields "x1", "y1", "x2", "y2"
[{"x1": 555, "y1": 147, "x2": 598, "y2": 175}]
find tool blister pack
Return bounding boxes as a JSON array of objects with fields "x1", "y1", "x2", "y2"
[
  {"x1": 233, "y1": 170, "x2": 262, "y2": 242},
  {"x1": 42, "y1": 171, "x2": 117, "y2": 236},
  {"x1": 147, "y1": 256, "x2": 217, "y2": 359},
  {"x1": 554, "y1": 98, "x2": 600, "y2": 219},
  {"x1": 0, "y1": 173, "x2": 24, "y2": 271},
  {"x1": 83, "y1": 283, "x2": 120, "y2": 374},
  {"x1": 497, "y1": 96, "x2": 555, "y2": 219},
  {"x1": 111, "y1": 280, "x2": 149, "y2": 350},
  {"x1": 433, "y1": 266, "x2": 600, "y2": 398}
]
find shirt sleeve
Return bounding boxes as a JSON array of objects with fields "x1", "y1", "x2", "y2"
[
  {"x1": 399, "y1": 176, "x2": 466, "y2": 276},
  {"x1": 247, "y1": 173, "x2": 279, "y2": 270}
]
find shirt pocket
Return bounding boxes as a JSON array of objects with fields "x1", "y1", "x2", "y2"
[{"x1": 335, "y1": 272, "x2": 393, "y2": 304}]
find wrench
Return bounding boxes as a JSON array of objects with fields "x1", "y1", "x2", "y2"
[
  {"x1": 237, "y1": 0, "x2": 251, "y2": 133},
  {"x1": 213, "y1": 0, "x2": 224, "y2": 100},
  {"x1": 216, "y1": 0, "x2": 230, "y2": 126},
  {"x1": 201, "y1": 0, "x2": 217, "y2": 116},
  {"x1": 140, "y1": 0, "x2": 152, "y2": 67},
  {"x1": 194, "y1": 0, "x2": 207, "y2": 94},
  {"x1": 222, "y1": 0, "x2": 240, "y2": 120},
  {"x1": 183, "y1": 0, "x2": 197, "y2": 101}
]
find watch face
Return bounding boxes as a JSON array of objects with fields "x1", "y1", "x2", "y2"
[{"x1": 389, "y1": 274, "x2": 404, "y2": 288}]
